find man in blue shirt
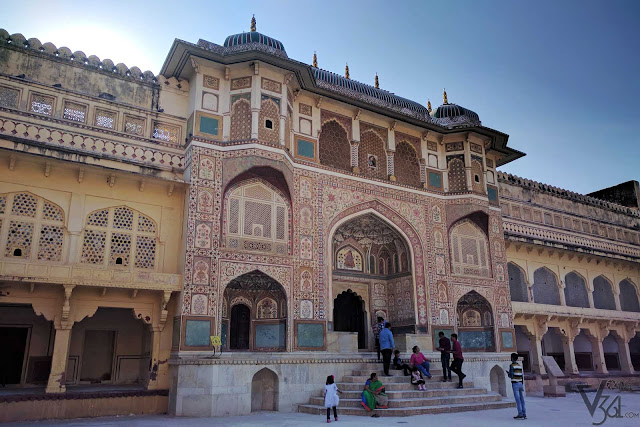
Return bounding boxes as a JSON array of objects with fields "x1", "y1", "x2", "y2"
[{"x1": 378, "y1": 323, "x2": 395, "y2": 376}]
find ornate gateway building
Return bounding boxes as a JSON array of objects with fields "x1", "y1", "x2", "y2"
[{"x1": 0, "y1": 18, "x2": 639, "y2": 421}]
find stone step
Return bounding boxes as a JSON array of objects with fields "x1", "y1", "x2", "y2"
[
  {"x1": 336, "y1": 380, "x2": 474, "y2": 391},
  {"x1": 337, "y1": 387, "x2": 487, "y2": 399},
  {"x1": 351, "y1": 369, "x2": 444, "y2": 376},
  {"x1": 309, "y1": 392, "x2": 502, "y2": 408},
  {"x1": 341, "y1": 373, "x2": 451, "y2": 383},
  {"x1": 298, "y1": 399, "x2": 516, "y2": 416}
]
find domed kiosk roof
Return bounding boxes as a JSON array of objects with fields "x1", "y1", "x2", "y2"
[
  {"x1": 432, "y1": 90, "x2": 481, "y2": 128},
  {"x1": 223, "y1": 16, "x2": 286, "y2": 55}
]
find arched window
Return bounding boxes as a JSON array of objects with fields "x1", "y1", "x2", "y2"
[
  {"x1": 258, "y1": 96, "x2": 280, "y2": 145},
  {"x1": 0, "y1": 192, "x2": 65, "y2": 262},
  {"x1": 358, "y1": 127, "x2": 387, "y2": 180},
  {"x1": 449, "y1": 219, "x2": 490, "y2": 277},
  {"x1": 620, "y1": 280, "x2": 640, "y2": 312},
  {"x1": 319, "y1": 120, "x2": 351, "y2": 171},
  {"x1": 593, "y1": 276, "x2": 616, "y2": 310},
  {"x1": 471, "y1": 158, "x2": 485, "y2": 193},
  {"x1": 447, "y1": 156, "x2": 466, "y2": 192},
  {"x1": 394, "y1": 141, "x2": 421, "y2": 188},
  {"x1": 225, "y1": 180, "x2": 289, "y2": 255},
  {"x1": 230, "y1": 95, "x2": 251, "y2": 141},
  {"x1": 508, "y1": 262, "x2": 528, "y2": 302},
  {"x1": 532, "y1": 267, "x2": 560, "y2": 305},
  {"x1": 564, "y1": 272, "x2": 589, "y2": 308},
  {"x1": 81, "y1": 206, "x2": 157, "y2": 269}
]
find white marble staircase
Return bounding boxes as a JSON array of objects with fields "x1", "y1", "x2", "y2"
[{"x1": 298, "y1": 362, "x2": 515, "y2": 417}]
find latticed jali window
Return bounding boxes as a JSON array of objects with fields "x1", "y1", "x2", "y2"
[
  {"x1": 81, "y1": 206, "x2": 157, "y2": 269},
  {"x1": 0, "y1": 85, "x2": 20, "y2": 109},
  {"x1": 95, "y1": 109, "x2": 116, "y2": 129},
  {"x1": 450, "y1": 219, "x2": 490, "y2": 277},
  {"x1": 124, "y1": 115, "x2": 145, "y2": 136},
  {"x1": 63, "y1": 101, "x2": 87, "y2": 123},
  {"x1": 226, "y1": 181, "x2": 289, "y2": 255},
  {"x1": 29, "y1": 93, "x2": 55, "y2": 116},
  {"x1": 0, "y1": 193, "x2": 65, "y2": 261},
  {"x1": 152, "y1": 122, "x2": 180, "y2": 143}
]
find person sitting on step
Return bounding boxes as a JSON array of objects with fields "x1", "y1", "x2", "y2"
[
  {"x1": 393, "y1": 350, "x2": 411, "y2": 376},
  {"x1": 409, "y1": 345, "x2": 432, "y2": 379},
  {"x1": 410, "y1": 367, "x2": 426, "y2": 391}
]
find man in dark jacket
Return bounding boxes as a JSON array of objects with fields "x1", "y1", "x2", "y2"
[{"x1": 436, "y1": 331, "x2": 452, "y2": 382}]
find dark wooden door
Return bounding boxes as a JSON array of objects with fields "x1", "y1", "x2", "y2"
[
  {"x1": 333, "y1": 291, "x2": 366, "y2": 349},
  {"x1": 230, "y1": 304, "x2": 251, "y2": 350},
  {"x1": 0, "y1": 327, "x2": 28, "y2": 385}
]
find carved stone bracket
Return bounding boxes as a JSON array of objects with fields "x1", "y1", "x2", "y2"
[
  {"x1": 160, "y1": 290, "x2": 172, "y2": 330},
  {"x1": 62, "y1": 285, "x2": 75, "y2": 323}
]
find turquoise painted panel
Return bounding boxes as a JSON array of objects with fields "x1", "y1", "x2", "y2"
[
  {"x1": 185, "y1": 319, "x2": 210, "y2": 347},
  {"x1": 297, "y1": 323, "x2": 324, "y2": 348},
  {"x1": 501, "y1": 331, "x2": 514, "y2": 348},
  {"x1": 488, "y1": 187, "x2": 498, "y2": 201},
  {"x1": 429, "y1": 172, "x2": 442, "y2": 188},
  {"x1": 255, "y1": 323, "x2": 286, "y2": 348},
  {"x1": 200, "y1": 116, "x2": 219, "y2": 136},
  {"x1": 458, "y1": 330, "x2": 494, "y2": 350},
  {"x1": 297, "y1": 139, "x2": 315, "y2": 159},
  {"x1": 221, "y1": 322, "x2": 227, "y2": 347}
]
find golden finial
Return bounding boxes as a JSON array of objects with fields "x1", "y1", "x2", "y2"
[
  {"x1": 427, "y1": 100, "x2": 432, "y2": 113},
  {"x1": 374, "y1": 73, "x2": 379, "y2": 89},
  {"x1": 250, "y1": 15, "x2": 256, "y2": 32},
  {"x1": 312, "y1": 52, "x2": 318, "y2": 68},
  {"x1": 443, "y1": 88, "x2": 448, "y2": 104},
  {"x1": 345, "y1": 63, "x2": 350, "y2": 80}
]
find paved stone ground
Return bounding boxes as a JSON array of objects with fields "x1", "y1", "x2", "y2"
[{"x1": 6, "y1": 392, "x2": 640, "y2": 426}]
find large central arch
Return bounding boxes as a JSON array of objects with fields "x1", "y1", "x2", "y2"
[{"x1": 326, "y1": 202, "x2": 426, "y2": 347}]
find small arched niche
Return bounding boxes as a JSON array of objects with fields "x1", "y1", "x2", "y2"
[{"x1": 251, "y1": 367, "x2": 279, "y2": 411}]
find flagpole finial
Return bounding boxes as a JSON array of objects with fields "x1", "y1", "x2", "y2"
[
  {"x1": 313, "y1": 52, "x2": 318, "y2": 68},
  {"x1": 250, "y1": 15, "x2": 256, "y2": 32}
]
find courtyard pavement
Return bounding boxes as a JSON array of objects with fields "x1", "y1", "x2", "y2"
[{"x1": 6, "y1": 392, "x2": 640, "y2": 427}]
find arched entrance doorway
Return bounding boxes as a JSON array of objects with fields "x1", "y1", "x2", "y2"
[
  {"x1": 230, "y1": 304, "x2": 251, "y2": 350},
  {"x1": 333, "y1": 290, "x2": 367, "y2": 349},
  {"x1": 222, "y1": 270, "x2": 287, "y2": 352},
  {"x1": 456, "y1": 291, "x2": 495, "y2": 351},
  {"x1": 330, "y1": 212, "x2": 415, "y2": 349}
]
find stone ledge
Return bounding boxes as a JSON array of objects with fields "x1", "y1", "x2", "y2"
[{"x1": 0, "y1": 389, "x2": 168, "y2": 403}]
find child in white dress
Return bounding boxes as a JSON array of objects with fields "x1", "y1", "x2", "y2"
[{"x1": 324, "y1": 375, "x2": 342, "y2": 423}]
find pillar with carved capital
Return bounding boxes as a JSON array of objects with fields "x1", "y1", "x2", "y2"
[
  {"x1": 46, "y1": 326, "x2": 72, "y2": 393},
  {"x1": 279, "y1": 115, "x2": 286, "y2": 146},
  {"x1": 616, "y1": 330, "x2": 635, "y2": 374},
  {"x1": 522, "y1": 323, "x2": 546, "y2": 375},
  {"x1": 562, "y1": 329, "x2": 580, "y2": 375},
  {"x1": 147, "y1": 327, "x2": 163, "y2": 390},
  {"x1": 588, "y1": 333, "x2": 608, "y2": 374}
]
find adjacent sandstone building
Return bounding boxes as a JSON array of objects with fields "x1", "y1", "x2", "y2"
[{"x1": 0, "y1": 18, "x2": 638, "y2": 421}]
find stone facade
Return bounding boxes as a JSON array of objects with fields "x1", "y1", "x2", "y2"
[{"x1": 0, "y1": 20, "x2": 638, "y2": 420}]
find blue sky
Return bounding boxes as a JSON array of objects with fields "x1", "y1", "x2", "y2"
[{"x1": 4, "y1": 0, "x2": 639, "y2": 194}]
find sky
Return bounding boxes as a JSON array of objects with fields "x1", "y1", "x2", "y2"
[{"x1": 3, "y1": 0, "x2": 639, "y2": 194}]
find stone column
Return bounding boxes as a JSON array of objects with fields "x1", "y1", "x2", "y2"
[
  {"x1": 589, "y1": 334, "x2": 608, "y2": 374},
  {"x1": 251, "y1": 108, "x2": 260, "y2": 139},
  {"x1": 531, "y1": 333, "x2": 546, "y2": 375},
  {"x1": 562, "y1": 335, "x2": 579, "y2": 375},
  {"x1": 614, "y1": 287, "x2": 622, "y2": 311},
  {"x1": 147, "y1": 327, "x2": 163, "y2": 390},
  {"x1": 616, "y1": 332, "x2": 635, "y2": 374},
  {"x1": 279, "y1": 114, "x2": 286, "y2": 146},
  {"x1": 46, "y1": 326, "x2": 72, "y2": 393},
  {"x1": 387, "y1": 151, "x2": 396, "y2": 181},
  {"x1": 351, "y1": 142, "x2": 360, "y2": 173},
  {"x1": 222, "y1": 114, "x2": 231, "y2": 141},
  {"x1": 559, "y1": 281, "x2": 567, "y2": 306}
]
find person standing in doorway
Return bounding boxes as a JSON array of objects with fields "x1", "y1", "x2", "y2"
[
  {"x1": 436, "y1": 331, "x2": 452, "y2": 382},
  {"x1": 373, "y1": 316, "x2": 387, "y2": 362},
  {"x1": 378, "y1": 323, "x2": 394, "y2": 376},
  {"x1": 449, "y1": 333, "x2": 466, "y2": 388},
  {"x1": 507, "y1": 353, "x2": 526, "y2": 420}
]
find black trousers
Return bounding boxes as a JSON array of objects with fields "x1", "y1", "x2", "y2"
[
  {"x1": 440, "y1": 352, "x2": 451, "y2": 380},
  {"x1": 375, "y1": 338, "x2": 381, "y2": 360},
  {"x1": 394, "y1": 363, "x2": 411, "y2": 376},
  {"x1": 326, "y1": 406, "x2": 337, "y2": 419},
  {"x1": 381, "y1": 348, "x2": 393, "y2": 375},
  {"x1": 450, "y1": 357, "x2": 464, "y2": 385}
]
